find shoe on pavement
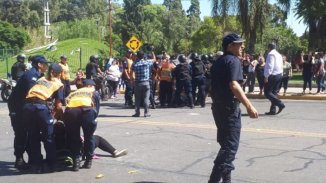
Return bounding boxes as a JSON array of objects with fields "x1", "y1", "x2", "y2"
[
  {"x1": 265, "y1": 111, "x2": 276, "y2": 115},
  {"x1": 132, "y1": 113, "x2": 140, "y2": 117},
  {"x1": 113, "y1": 149, "x2": 128, "y2": 158},
  {"x1": 277, "y1": 105, "x2": 285, "y2": 114},
  {"x1": 144, "y1": 113, "x2": 151, "y2": 117},
  {"x1": 15, "y1": 157, "x2": 30, "y2": 170}
]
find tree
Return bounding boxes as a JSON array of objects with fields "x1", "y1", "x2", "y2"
[
  {"x1": 295, "y1": 0, "x2": 326, "y2": 50},
  {"x1": 0, "y1": 21, "x2": 31, "y2": 49},
  {"x1": 190, "y1": 17, "x2": 222, "y2": 53},
  {"x1": 211, "y1": 0, "x2": 291, "y2": 53},
  {"x1": 186, "y1": 0, "x2": 201, "y2": 38}
]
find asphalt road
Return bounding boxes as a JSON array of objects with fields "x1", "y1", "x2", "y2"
[{"x1": 0, "y1": 96, "x2": 325, "y2": 183}]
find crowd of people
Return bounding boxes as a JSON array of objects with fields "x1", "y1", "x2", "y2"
[
  {"x1": 6, "y1": 33, "x2": 326, "y2": 182},
  {"x1": 8, "y1": 55, "x2": 127, "y2": 174}
]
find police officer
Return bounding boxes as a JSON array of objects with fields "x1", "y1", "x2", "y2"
[
  {"x1": 190, "y1": 53, "x2": 206, "y2": 107},
  {"x1": 85, "y1": 55, "x2": 106, "y2": 100},
  {"x1": 202, "y1": 54, "x2": 212, "y2": 101},
  {"x1": 172, "y1": 55, "x2": 194, "y2": 108},
  {"x1": 58, "y1": 55, "x2": 71, "y2": 97},
  {"x1": 63, "y1": 79, "x2": 100, "y2": 171},
  {"x1": 7, "y1": 55, "x2": 50, "y2": 170},
  {"x1": 11, "y1": 54, "x2": 27, "y2": 81},
  {"x1": 208, "y1": 33, "x2": 258, "y2": 183},
  {"x1": 23, "y1": 63, "x2": 64, "y2": 173}
]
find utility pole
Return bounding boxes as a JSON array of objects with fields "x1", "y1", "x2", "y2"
[
  {"x1": 44, "y1": 0, "x2": 51, "y2": 39},
  {"x1": 108, "y1": 0, "x2": 113, "y2": 58}
]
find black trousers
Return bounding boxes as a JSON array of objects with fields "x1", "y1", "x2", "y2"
[
  {"x1": 264, "y1": 74, "x2": 285, "y2": 113},
  {"x1": 209, "y1": 101, "x2": 241, "y2": 182},
  {"x1": 159, "y1": 80, "x2": 173, "y2": 106},
  {"x1": 8, "y1": 99, "x2": 30, "y2": 159}
]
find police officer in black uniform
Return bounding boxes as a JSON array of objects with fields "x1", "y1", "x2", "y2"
[
  {"x1": 63, "y1": 79, "x2": 100, "y2": 171},
  {"x1": 208, "y1": 33, "x2": 258, "y2": 183},
  {"x1": 172, "y1": 55, "x2": 194, "y2": 108},
  {"x1": 202, "y1": 54, "x2": 212, "y2": 104},
  {"x1": 7, "y1": 55, "x2": 50, "y2": 170},
  {"x1": 11, "y1": 54, "x2": 27, "y2": 81},
  {"x1": 23, "y1": 63, "x2": 64, "y2": 173},
  {"x1": 190, "y1": 53, "x2": 206, "y2": 107}
]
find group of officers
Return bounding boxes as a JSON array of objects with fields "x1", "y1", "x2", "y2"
[
  {"x1": 8, "y1": 54, "x2": 102, "y2": 173},
  {"x1": 121, "y1": 50, "x2": 223, "y2": 111},
  {"x1": 7, "y1": 32, "x2": 285, "y2": 183}
]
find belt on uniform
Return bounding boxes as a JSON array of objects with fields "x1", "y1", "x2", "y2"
[
  {"x1": 213, "y1": 98, "x2": 240, "y2": 105},
  {"x1": 25, "y1": 98, "x2": 48, "y2": 105}
]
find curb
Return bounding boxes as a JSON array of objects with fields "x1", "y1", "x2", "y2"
[{"x1": 246, "y1": 93, "x2": 326, "y2": 100}]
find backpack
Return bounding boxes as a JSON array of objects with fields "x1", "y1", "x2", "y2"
[{"x1": 192, "y1": 61, "x2": 204, "y2": 76}]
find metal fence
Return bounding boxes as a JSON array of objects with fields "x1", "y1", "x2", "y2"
[{"x1": 0, "y1": 48, "x2": 108, "y2": 79}]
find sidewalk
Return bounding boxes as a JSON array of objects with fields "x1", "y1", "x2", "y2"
[
  {"x1": 71, "y1": 85, "x2": 326, "y2": 100},
  {"x1": 246, "y1": 86, "x2": 326, "y2": 100}
]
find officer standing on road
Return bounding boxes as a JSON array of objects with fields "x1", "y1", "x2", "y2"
[
  {"x1": 58, "y1": 55, "x2": 71, "y2": 97},
  {"x1": 23, "y1": 63, "x2": 64, "y2": 173},
  {"x1": 172, "y1": 55, "x2": 194, "y2": 108},
  {"x1": 190, "y1": 53, "x2": 206, "y2": 107},
  {"x1": 63, "y1": 79, "x2": 100, "y2": 171},
  {"x1": 11, "y1": 54, "x2": 27, "y2": 81},
  {"x1": 7, "y1": 55, "x2": 50, "y2": 170},
  {"x1": 208, "y1": 33, "x2": 258, "y2": 183},
  {"x1": 264, "y1": 43, "x2": 285, "y2": 115}
]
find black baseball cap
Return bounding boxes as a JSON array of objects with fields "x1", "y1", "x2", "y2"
[
  {"x1": 50, "y1": 63, "x2": 63, "y2": 73},
  {"x1": 83, "y1": 79, "x2": 96, "y2": 86},
  {"x1": 31, "y1": 55, "x2": 51, "y2": 65},
  {"x1": 60, "y1": 55, "x2": 67, "y2": 59},
  {"x1": 222, "y1": 33, "x2": 245, "y2": 50}
]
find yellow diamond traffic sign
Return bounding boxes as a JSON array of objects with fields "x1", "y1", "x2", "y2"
[{"x1": 126, "y1": 36, "x2": 142, "y2": 53}]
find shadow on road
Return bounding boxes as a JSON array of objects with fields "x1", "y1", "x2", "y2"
[{"x1": 0, "y1": 161, "x2": 25, "y2": 176}]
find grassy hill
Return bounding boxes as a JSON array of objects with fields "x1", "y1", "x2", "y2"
[{"x1": 0, "y1": 38, "x2": 109, "y2": 78}]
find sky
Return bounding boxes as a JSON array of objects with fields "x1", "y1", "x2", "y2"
[{"x1": 149, "y1": 0, "x2": 306, "y2": 36}]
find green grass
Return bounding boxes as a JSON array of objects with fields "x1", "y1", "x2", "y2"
[
  {"x1": 0, "y1": 38, "x2": 109, "y2": 78},
  {"x1": 289, "y1": 72, "x2": 303, "y2": 85}
]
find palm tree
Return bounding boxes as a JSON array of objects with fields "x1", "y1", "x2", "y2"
[
  {"x1": 211, "y1": 0, "x2": 290, "y2": 53},
  {"x1": 295, "y1": 0, "x2": 326, "y2": 50}
]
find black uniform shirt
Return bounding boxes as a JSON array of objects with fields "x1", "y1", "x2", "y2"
[{"x1": 211, "y1": 52, "x2": 243, "y2": 102}]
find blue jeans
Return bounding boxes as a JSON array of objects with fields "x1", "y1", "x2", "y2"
[
  {"x1": 134, "y1": 81, "x2": 150, "y2": 115},
  {"x1": 316, "y1": 73, "x2": 325, "y2": 93}
]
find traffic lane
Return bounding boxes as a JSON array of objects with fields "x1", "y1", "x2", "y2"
[
  {"x1": 94, "y1": 115, "x2": 326, "y2": 183},
  {"x1": 0, "y1": 99, "x2": 325, "y2": 183}
]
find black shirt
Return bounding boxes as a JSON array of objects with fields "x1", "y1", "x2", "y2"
[
  {"x1": 211, "y1": 52, "x2": 243, "y2": 102},
  {"x1": 85, "y1": 62, "x2": 99, "y2": 79}
]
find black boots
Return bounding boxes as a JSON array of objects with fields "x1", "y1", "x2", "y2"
[
  {"x1": 221, "y1": 171, "x2": 231, "y2": 183},
  {"x1": 72, "y1": 158, "x2": 80, "y2": 172},
  {"x1": 15, "y1": 157, "x2": 29, "y2": 170},
  {"x1": 208, "y1": 167, "x2": 231, "y2": 183},
  {"x1": 82, "y1": 159, "x2": 92, "y2": 169}
]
